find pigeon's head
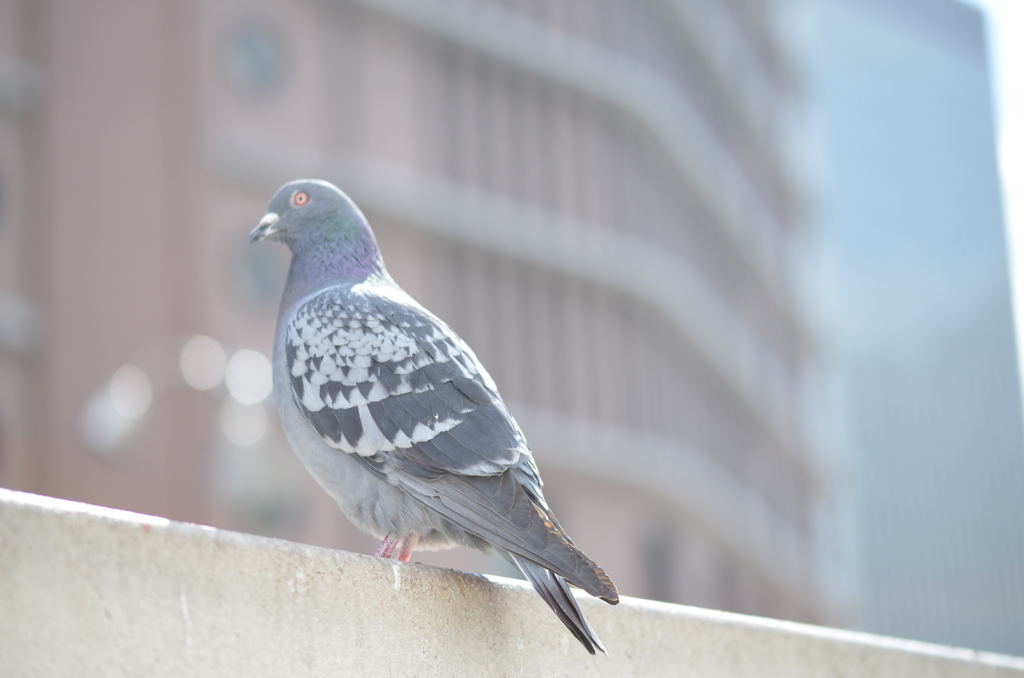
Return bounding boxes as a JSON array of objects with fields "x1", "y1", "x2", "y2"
[
  {"x1": 249, "y1": 179, "x2": 372, "y2": 250},
  {"x1": 250, "y1": 179, "x2": 387, "y2": 286}
]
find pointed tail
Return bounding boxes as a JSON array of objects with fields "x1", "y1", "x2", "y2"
[{"x1": 508, "y1": 552, "x2": 607, "y2": 655}]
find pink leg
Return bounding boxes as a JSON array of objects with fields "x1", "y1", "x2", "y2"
[
  {"x1": 375, "y1": 533, "x2": 420, "y2": 561},
  {"x1": 395, "y1": 534, "x2": 420, "y2": 562},
  {"x1": 375, "y1": 534, "x2": 400, "y2": 559}
]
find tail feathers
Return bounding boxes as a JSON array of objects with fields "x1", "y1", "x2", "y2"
[
  {"x1": 509, "y1": 552, "x2": 607, "y2": 655},
  {"x1": 531, "y1": 502, "x2": 618, "y2": 604}
]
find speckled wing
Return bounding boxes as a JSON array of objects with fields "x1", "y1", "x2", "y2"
[
  {"x1": 283, "y1": 282, "x2": 618, "y2": 602},
  {"x1": 284, "y1": 283, "x2": 524, "y2": 475}
]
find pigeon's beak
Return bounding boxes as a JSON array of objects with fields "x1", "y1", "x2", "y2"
[{"x1": 249, "y1": 213, "x2": 280, "y2": 243}]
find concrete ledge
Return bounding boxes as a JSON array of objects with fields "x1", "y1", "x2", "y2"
[{"x1": 2, "y1": 489, "x2": 1022, "y2": 677}]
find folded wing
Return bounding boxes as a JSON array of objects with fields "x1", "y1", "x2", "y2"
[{"x1": 284, "y1": 283, "x2": 618, "y2": 603}]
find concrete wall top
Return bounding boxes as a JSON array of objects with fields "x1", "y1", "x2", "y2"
[{"x1": 2, "y1": 488, "x2": 1022, "y2": 677}]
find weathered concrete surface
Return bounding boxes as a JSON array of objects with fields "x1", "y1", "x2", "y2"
[{"x1": 1, "y1": 489, "x2": 1022, "y2": 677}]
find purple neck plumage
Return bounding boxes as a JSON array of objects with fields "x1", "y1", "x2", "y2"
[{"x1": 279, "y1": 222, "x2": 389, "y2": 315}]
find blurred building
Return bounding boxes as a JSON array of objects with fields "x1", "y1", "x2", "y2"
[
  {"x1": 0, "y1": 0, "x2": 830, "y2": 622},
  {"x1": 813, "y1": 0, "x2": 1024, "y2": 655}
]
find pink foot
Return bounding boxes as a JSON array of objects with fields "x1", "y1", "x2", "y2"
[
  {"x1": 375, "y1": 534, "x2": 420, "y2": 561},
  {"x1": 376, "y1": 534, "x2": 400, "y2": 559},
  {"x1": 395, "y1": 534, "x2": 420, "y2": 562}
]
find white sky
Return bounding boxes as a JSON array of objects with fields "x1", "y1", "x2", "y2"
[{"x1": 963, "y1": 0, "x2": 1024, "y2": 364}]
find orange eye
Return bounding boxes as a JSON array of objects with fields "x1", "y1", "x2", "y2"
[{"x1": 291, "y1": 190, "x2": 310, "y2": 207}]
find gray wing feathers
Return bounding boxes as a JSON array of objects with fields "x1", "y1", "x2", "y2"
[
  {"x1": 375, "y1": 460, "x2": 618, "y2": 602},
  {"x1": 284, "y1": 286, "x2": 521, "y2": 473}
]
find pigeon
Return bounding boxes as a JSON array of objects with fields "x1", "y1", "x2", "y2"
[{"x1": 250, "y1": 179, "x2": 618, "y2": 654}]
